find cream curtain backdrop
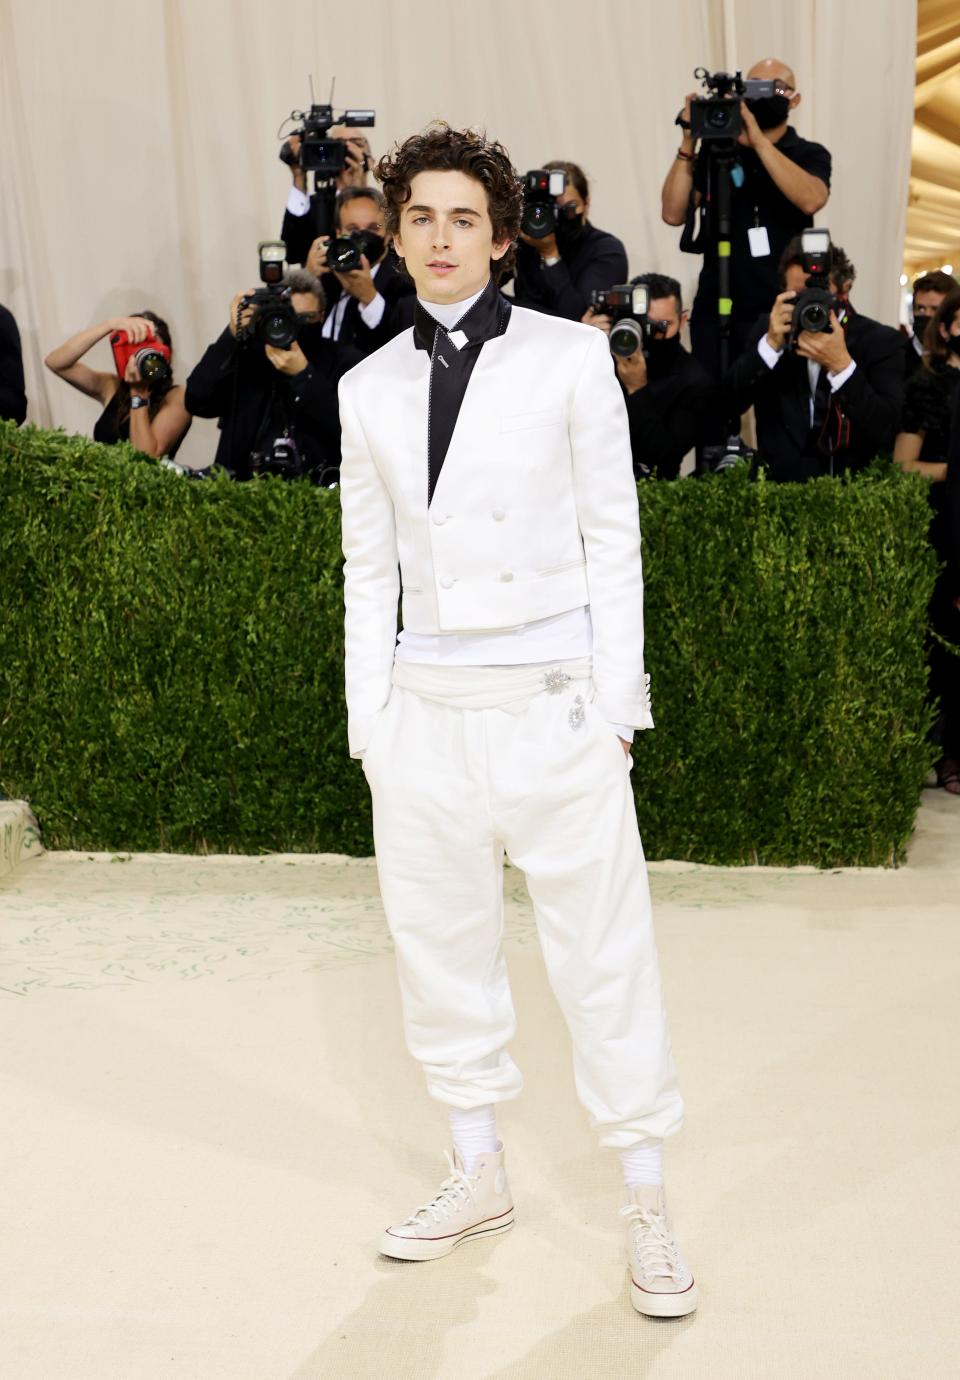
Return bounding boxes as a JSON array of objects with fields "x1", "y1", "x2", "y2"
[{"x1": 0, "y1": 0, "x2": 915, "y2": 469}]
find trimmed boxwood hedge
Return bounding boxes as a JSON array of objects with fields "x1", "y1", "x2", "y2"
[{"x1": 0, "y1": 421, "x2": 939, "y2": 865}]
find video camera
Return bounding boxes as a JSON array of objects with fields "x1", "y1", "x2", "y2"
[
  {"x1": 689, "y1": 66, "x2": 785, "y2": 142},
  {"x1": 788, "y1": 228, "x2": 836, "y2": 345},
  {"x1": 279, "y1": 99, "x2": 375, "y2": 178},
  {"x1": 591, "y1": 283, "x2": 668, "y2": 358},
  {"x1": 236, "y1": 242, "x2": 299, "y2": 350}
]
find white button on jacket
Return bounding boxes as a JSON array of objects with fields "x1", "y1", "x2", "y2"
[{"x1": 338, "y1": 306, "x2": 652, "y2": 759}]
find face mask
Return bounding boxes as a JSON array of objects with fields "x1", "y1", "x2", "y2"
[
  {"x1": 746, "y1": 94, "x2": 791, "y2": 130},
  {"x1": 352, "y1": 229, "x2": 386, "y2": 264},
  {"x1": 296, "y1": 321, "x2": 326, "y2": 349},
  {"x1": 913, "y1": 318, "x2": 931, "y2": 341},
  {"x1": 556, "y1": 205, "x2": 586, "y2": 247},
  {"x1": 645, "y1": 335, "x2": 682, "y2": 378}
]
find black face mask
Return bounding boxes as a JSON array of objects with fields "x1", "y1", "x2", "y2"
[
  {"x1": 746, "y1": 94, "x2": 791, "y2": 130},
  {"x1": 351, "y1": 229, "x2": 386, "y2": 265},
  {"x1": 295, "y1": 321, "x2": 326, "y2": 351},
  {"x1": 645, "y1": 335, "x2": 682, "y2": 378},
  {"x1": 556, "y1": 207, "x2": 586, "y2": 248},
  {"x1": 913, "y1": 316, "x2": 933, "y2": 341}
]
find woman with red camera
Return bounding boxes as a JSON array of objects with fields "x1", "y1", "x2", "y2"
[{"x1": 44, "y1": 311, "x2": 190, "y2": 459}]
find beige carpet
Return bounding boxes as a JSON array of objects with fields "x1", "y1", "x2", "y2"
[{"x1": 1, "y1": 793, "x2": 959, "y2": 1380}]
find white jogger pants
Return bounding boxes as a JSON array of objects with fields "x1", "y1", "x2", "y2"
[{"x1": 361, "y1": 656, "x2": 684, "y2": 1150}]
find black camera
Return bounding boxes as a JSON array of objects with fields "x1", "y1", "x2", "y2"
[
  {"x1": 700, "y1": 434, "x2": 757, "y2": 475},
  {"x1": 520, "y1": 169, "x2": 566, "y2": 239},
  {"x1": 689, "y1": 67, "x2": 782, "y2": 142},
  {"x1": 789, "y1": 228, "x2": 836, "y2": 344},
  {"x1": 591, "y1": 283, "x2": 668, "y2": 358},
  {"x1": 250, "y1": 431, "x2": 307, "y2": 480},
  {"x1": 326, "y1": 229, "x2": 386, "y2": 274},
  {"x1": 237, "y1": 242, "x2": 299, "y2": 350},
  {"x1": 279, "y1": 100, "x2": 375, "y2": 177}
]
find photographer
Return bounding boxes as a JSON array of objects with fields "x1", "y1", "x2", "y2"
[
  {"x1": 281, "y1": 126, "x2": 373, "y2": 267},
  {"x1": 44, "y1": 311, "x2": 190, "y2": 459},
  {"x1": 302, "y1": 188, "x2": 414, "y2": 354},
  {"x1": 902, "y1": 271, "x2": 957, "y2": 381},
  {"x1": 895, "y1": 289, "x2": 960, "y2": 793},
  {"x1": 0, "y1": 302, "x2": 27, "y2": 424},
  {"x1": 184, "y1": 268, "x2": 361, "y2": 483},
  {"x1": 583, "y1": 273, "x2": 719, "y2": 479},
  {"x1": 724, "y1": 237, "x2": 904, "y2": 482},
  {"x1": 662, "y1": 58, "x2": 831, "y2": 379},
  {"x1": 512, "y1": 160, "x2": 627, "y2": 320}
]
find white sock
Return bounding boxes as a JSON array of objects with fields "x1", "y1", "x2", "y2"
[
  {"x1": 620, "y1": 1139, "x2": 664, "y2": 1188},
  {"x1": 448, "y1": 1104, "x2": 498, "y2": 1173}
]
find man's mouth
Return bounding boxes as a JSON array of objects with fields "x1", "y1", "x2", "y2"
[{"x1": 427, "y1": 261, "x2": 457, "y2": 273}]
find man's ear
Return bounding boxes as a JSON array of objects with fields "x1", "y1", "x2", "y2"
[
  {"x1": 491, "y1": 236, "x2": 512, "y2": 263},
  {"x1": 680, "y1": 309, "x2": 690, "y2": 328},
  {"x1": 790, "y1": 92, "x2": 802, "y2": 111}
]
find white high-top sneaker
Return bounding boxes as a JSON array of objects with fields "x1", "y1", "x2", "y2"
[
  {"x1": 620, "y1": 1185, "x2": 699, "y2": 1317},
  {"x1": 378, "y1": 1143, "x2": 515, "y2": 1261}
]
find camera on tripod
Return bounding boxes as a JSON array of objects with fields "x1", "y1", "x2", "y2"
[
  {"x1": 788, "y1": 228, "x2": 836, "y2": 345},
  {"x1": 689, "y1": 67, "x2": 784, "y2": 141},
  {"x1": 237, "y1": 242, "x2": 299, "y2": 350},
  {"x1": 591, "y1": 283, "x2": 668, "y2": 358},
  {"x1": 279, "y1": 97, "x2": 375, "y2": 177}
]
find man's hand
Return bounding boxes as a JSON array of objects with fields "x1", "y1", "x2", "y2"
[
  {"x1": 285, "y1": 134, "x2": 307, "y2": 192},
  {"x1": 334, "y1": 131, "x2": 371, "y2": 190},
  {"x1": 264, "y1": 341, "x2": 308, "y2": 376},
  {"x1": 519, "y1": 229, "x2": 560, "y2": 259},
  {"x1": 306, "y1": 236, "x2": 330, "y2": 277},
  {"x1": 615, "y1": 347, "x2": 648, "y2": 395},
  {"x1": 229, "y1": 292, "x2": 258, "y2": 338},
  {"x1": 737, "y1": 100, "x2": 768, "y2": 150},
  {"x1": 108, "y1": 315, "x2": 157, "y2": 344},
  {"x1": 794, "y1": 311, "x2": 853, "y2": 374},
  {"x1": 334, "y1": 254, "x2": 377, "y2": 305},
  {"x1": 766, "y1": 291, "x2": 796, "y2": 352},
  {"x1": 581, "y1": 306, "x2": 612, "y2": 335}
]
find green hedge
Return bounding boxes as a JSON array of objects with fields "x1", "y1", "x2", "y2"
[{"x1": 0, "y1": 421, "x2": 939, "y2": 866}]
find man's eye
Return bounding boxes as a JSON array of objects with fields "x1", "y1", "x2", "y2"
[
  {"x1": 412, "y1": 216, "x2": 429, "y2": 225},
  {"x1": 455, "y1": 219, "x2": 473, "y2": 228}
]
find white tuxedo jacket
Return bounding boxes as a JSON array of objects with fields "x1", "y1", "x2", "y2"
[{"x1": 338, "y1": 305, "x2": 652, "y2": 758}]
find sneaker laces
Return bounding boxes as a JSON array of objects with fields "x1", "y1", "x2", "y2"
[
  {"x1": 619, "y1": 1203, "x2": 684, "y2": 1282},
  {"x1": 401, "y1": 1151, "x2": 480, "y2": 1227}
]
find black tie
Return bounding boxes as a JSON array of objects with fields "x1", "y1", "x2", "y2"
[{"x1": 413, "y1": 278, "x2": 511, "y2": 507}]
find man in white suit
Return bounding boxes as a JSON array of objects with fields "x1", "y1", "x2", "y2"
[{"x1": 338, "y1": 124, "x2": 698, "y2": 1318}]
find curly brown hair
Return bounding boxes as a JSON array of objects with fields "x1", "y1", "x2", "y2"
[{"x1": 375, "y1": 123, "x2": 522, "y2": 281}]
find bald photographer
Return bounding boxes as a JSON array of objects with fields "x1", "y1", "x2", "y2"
[
  {"x1": 724, "y1": 232, "x2": 904, "y2": 482},
  {"x1": 662, "y1": 59, "x2": 831, "y2": 380}
]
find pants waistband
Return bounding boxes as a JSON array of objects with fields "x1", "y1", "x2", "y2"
[{"x1": 390, "y1": 655, "x2": 594, "y2": 710}]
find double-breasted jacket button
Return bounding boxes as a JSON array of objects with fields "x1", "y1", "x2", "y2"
[
  {"x1": 439, "y1": 575, "x2": 456, "y2": 589},
  {"x1": 431, "y1": 511, "x2": 449, "y2": 526},
  {"x1": 499, "y1": 571, "x2": 514, "y2": 582},
  {"x1": 492, "y1": 508, "x2": 506, "y2": 521}
]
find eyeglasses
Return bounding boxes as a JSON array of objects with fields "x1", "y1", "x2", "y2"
[{"x1": 295, "y1": 311, "x2": 322, "y2": 324}]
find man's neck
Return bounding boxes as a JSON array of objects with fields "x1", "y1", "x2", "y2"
[{"x1": 417, "y1": 280, "x2": 490, "y2": 329}]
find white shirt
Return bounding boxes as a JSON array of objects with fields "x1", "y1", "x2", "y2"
[
  {"x1": 393, "y1": 286, "x2": 633, "y2": 742},
  {"x1": 757, "y1": 334, "x2": 857, "y2": 426},
  {"x1": 284, "y1": 187, "x2": 386, "y2": 340}
]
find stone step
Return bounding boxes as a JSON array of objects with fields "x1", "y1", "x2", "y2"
[{"x1": 0, "y1": 800, "x2": 44, "y2": 881}]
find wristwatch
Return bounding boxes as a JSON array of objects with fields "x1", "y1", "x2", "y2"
[{"x1": 129, "y1": 395, "x2": 149, "y2": 410}]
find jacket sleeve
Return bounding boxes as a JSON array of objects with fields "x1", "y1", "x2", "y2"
[
  {"x1": 832, "y1": 329, "x2": 905, "y2": 455},
  {"x1": 0, "y1": 307, "x2": 27, "y2": 425},
  {"x1": 338, "y1": 377, "x2": 401, "y2": 758},
  {"x1": 722, "y1": 317, "x2": 774, "y2": 417},
  {"x1": 569, "y1": 329, "x2": 653, "y2": 729},
  {"x1": 625, "y1": 381, "x2": 705, "y2": 480},
  {"x1": 287, "y1": 363, "x2": 342, "y2": 458},
  {"x1": 540, "y1": 234, "x2": 629, "y2": 322},
  {"x1": 184, "y1": 328, "x2": 240, "y2": 419}
]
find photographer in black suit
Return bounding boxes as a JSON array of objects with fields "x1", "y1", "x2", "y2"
[
  {"x1": 185, "y1": 267, "x2": 361, "y2": 483},
  {"x1": 0, "y1": 303, "x2": 27, "y2": 424},
  {"x1": 725, "y1": 236, "x2": 903, "y2": 482},
  {"x1": 902, "y1": 271, "x2": 957, "y2": 381},
  {"x1": 280, "y1": 127, "x2": 373, "y2": 266},
  {"x1": 583, "y1": 273, "x2": 719, "y2": 479},
  {"x1": 301, "y1": 188, "x2": 414, "y2": 354},
  {"x1": 512, "y1": 160, "x2": 627, "y2": 321}
]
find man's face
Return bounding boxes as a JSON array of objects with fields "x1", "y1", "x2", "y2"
[
  {"x1": 648, "y1": 296, "x2": 683, "y2": 339},
  {"x1": 557, "y1": 179, "x2": 587, "y2": 222},
  {"x1": 291, "y1": 291, "x2": 323, "y2": 327},
  {"x1": 338, "y1": 196, "x2": 388, "y2": 253},
  {"x1": 784, "y1": 264, "x2": 849, "y2": 299},
  {"x1": 914, "y1": 290, "x2": 946, "y2": 332},
  {"x1": 394, "y1": 169, "x2": 511, "y2": 303}
]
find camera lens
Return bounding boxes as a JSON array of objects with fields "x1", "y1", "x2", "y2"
[
  {"x1": 706, "y1": 105, "x2": 733, "y2": 131},
  {"x1": 798, "y1": 301, "x2": 829, "y2": 332},
  {"x1": 134, "y1": 348, "x2": 172, "y2": 387},
  {"x1": 520, "y1": 203, "x2": 556, "y2": 239},
  {"x1": 263, "y1": 312, "x2": 297, "y2": 349},
  {"x1": 610, "y1": 320, "x2": 644, "y2": 358}
]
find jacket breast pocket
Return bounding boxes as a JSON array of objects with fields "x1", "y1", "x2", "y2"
[{"x1": 500, "y1": 408, "x2": 564, "y2": 433}]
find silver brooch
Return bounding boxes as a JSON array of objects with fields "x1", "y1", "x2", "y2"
[
  {"x1": 543, "y1": 666, "x2": 571, "y2": 695},
  {"x1": 568, "y1": 694, "x2": 585, "y2": 730}
]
